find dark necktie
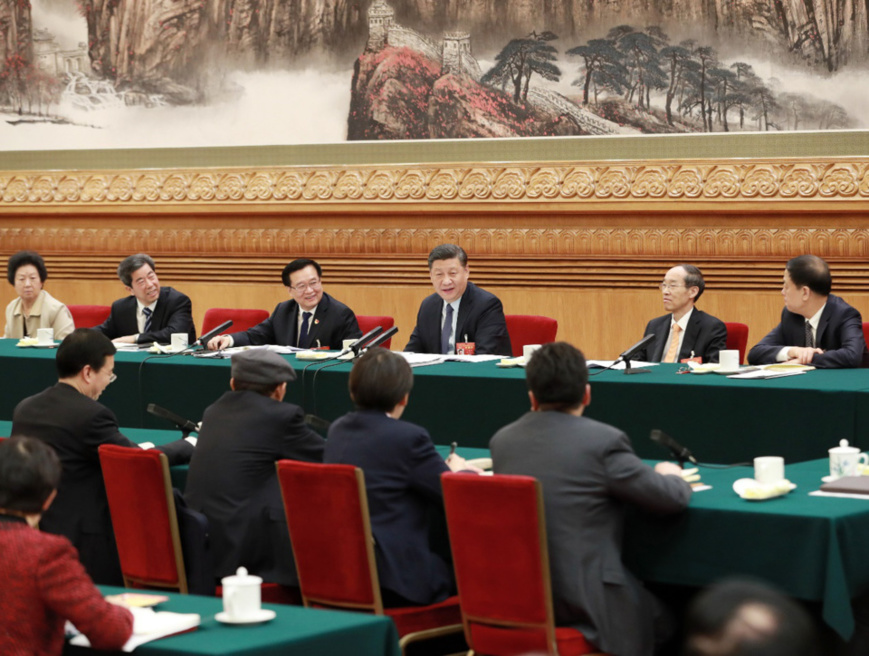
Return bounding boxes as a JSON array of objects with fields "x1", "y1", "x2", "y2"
[
  {"x1": 805, "y1": 320, "x2": 814, "y2": 348},
  {"x1": 142, "y1": 307, "x2": 152, "y2": 334},
  {"x1": 299, "y1": 312, "x2": 312, "y2": 348},
  {"x1": 441, "y1": 304, "x2": 454, "y2": 354}
]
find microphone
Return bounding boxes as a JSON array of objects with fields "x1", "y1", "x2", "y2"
[
  {"x1": 650, "y1": 429, "x2": 698, "y2": 466},
  {"x1": 615, "y1": 333, "x2": 655, "y2": 375},
  {"x1": 360, "y1": 326, "x2": 398, "y2": 352},
  {"x1": 147, "y1": 403, "x2": 199, "y2": 437},
  {"x1": 305, "y1": 414, "x2": 332, "y2": 432},
  {"x1": 347, "y1": 326, "x2": 383, "y2": 356},
  {"x1": 195, "y1": 320, "x2": 233, "y2": 347}
]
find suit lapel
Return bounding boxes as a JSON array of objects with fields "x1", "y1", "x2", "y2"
[
  {"x1": 651, "y1": 316, "x2": 671, "y2": 361},
  {"x1": 454, "y1": 283, "x2": 475, "y2": 345},
  {"x1": 679, "y1": 311, "x2": 702, "y2": 360},
  {"x1": 815, "y1": 299, "x2": 833, "y2": 347},
  {"x1": 149, "y1": 289, "x2": 168, "y2": 330},
  {"x1": 305, "y1": 294, "x2": 329, "y2": 348}
]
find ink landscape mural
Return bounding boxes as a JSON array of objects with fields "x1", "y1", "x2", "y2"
[{"x1": 1, "y1": 0, "x2": 867, "y2": 149}]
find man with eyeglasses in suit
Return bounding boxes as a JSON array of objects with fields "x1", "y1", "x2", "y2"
[
  {"x1": 207, "y1": 258, "x2": 362, "y2": 351},
  {"x1": 635, "y1": 264, "x2": 727, "y2": 364}
]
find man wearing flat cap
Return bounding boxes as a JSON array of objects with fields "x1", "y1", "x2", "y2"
[{"x1": 185, "y1": 348, "x2": 324, "y2": 587}]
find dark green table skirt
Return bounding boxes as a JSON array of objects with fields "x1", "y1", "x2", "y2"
[
  {"x1": 64, "y1": 586, "x2": 400, "y2": 656},
  {"x1": 4, "y1": 339, "x2": 869, "y2": 462}
]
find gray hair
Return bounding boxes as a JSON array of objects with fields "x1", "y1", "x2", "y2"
[{"x1": 117, "y1": 253, "x2": 156, "y2": 286}]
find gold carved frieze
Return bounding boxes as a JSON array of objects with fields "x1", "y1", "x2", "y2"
[
  {"x1": 1, "y1": 159, "x2": 869, "y2": 205},
  {"x1": 3, "y1": 226, "x2": 869, "y2": 260}
]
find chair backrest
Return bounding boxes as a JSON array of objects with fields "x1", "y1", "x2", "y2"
[
  {"x1": 201, "y1": 308, "x2": 270, "y2": 336},
  {"x1": 724, "y1": 322, "x2": 749, "y2": 364},
  {"x1": 68, "y1": 305, "x2": 111, "y2": 328},
  {"x1": 277, "y1": 460, "x2": 383, "y2": 613},
  {"x1": 98, "y1": 445, "x2": 188, "y2": 593},
  {"x1": 504, "y1": 315, "x2": 558, "y2": 357},
  {"x1": 356, "y1": 315, "x2": 396, "y2": 349},
  {"x1": 442, "y1": 473, "x2": 559, "y2": 655},
  {"x1": 863, "y1": 322, "x2": 869, "y2": 348}
]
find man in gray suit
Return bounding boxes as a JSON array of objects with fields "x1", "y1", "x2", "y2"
[{"x1": 490, "y1": 342, "x2": 692, "y2": 656}]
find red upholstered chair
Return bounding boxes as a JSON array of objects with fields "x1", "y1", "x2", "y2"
[
  {"x1": 276, "y1": 460, "x2": 462, "y2": 655},
  {"x1": 505, "y1": 315, "x2": 558, "y2": 357},
  {"x1": 863, "y1": 322, "x2": 869, "y2": 347},
  {"x1": 201, "y1": 308, "x2": 269, "y2": 336},
  {"x1": 441, "y1": 473, "x2": 606, "y2": 656},
  {"x1": 356, "y1": 315, "x2": 396, "y2": 349},
  {"x1": 68, "y1": 305, "x2": 111, "y2": 328},
  {"x1": 724, "y1": 322, "x2": 749, "y2": 365},
  {"x1": 98, "y1": 445, "x2": 189, "y2": 593}
]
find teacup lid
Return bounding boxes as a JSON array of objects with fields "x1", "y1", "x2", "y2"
[
  {"x1": 830, "y1": 439, "x2": 859, "y2": 453},
  {"x1": 221, "y1": 566, "x2": 262, "y2": 586}
]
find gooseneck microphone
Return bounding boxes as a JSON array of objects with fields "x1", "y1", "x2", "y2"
[
  {"x1": 195, "y1": 320, "x2": 233, "y2": 347},
  {"x1": 147, "y1": 403, "x2": 199, "y2": 437},
  {"x1": 651, "y1": 429, "x2": 698, "y2": 466},
  {"x1": 362, "y1": 326, "x2": 398, "y2": 351},
  {"x1": 616, "y1": 333, "x2": 655, "y2": 375},
  {"x1": 347, "y1": 326, "x2": 383, "y2": 356}
]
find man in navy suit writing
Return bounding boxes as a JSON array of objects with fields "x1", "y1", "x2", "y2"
[
  {"x1": 748, "y1": 254, "x2": 868, "y2": 368},
  {"x1": 404, "y1": 244, "x2": 511, "y2": 356},
  {"x1": 96, "y1": 253, "x2": 196, "y2": 345}
]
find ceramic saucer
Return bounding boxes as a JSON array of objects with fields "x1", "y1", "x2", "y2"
[{"x1": 215, "y1": 609, "x2": 276, "y2": 624}]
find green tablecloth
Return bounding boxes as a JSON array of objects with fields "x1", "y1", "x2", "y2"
[
  {"x1": 4, "y1": 339, "x2": 869, "y2": 462},
  {"x1": 625, "y1": 458, "x2": 869, "y2": 640},
  {"x1": 65, "y1": 586, "x2": 400, "y2": 656}
]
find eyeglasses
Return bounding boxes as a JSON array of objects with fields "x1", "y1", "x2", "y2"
[
  {"x1": 290, "y1": 279, "x2": 322, "y2": 293},
  {"x1": 659, "y1": 282, "x2": 685, "y2": 291}
]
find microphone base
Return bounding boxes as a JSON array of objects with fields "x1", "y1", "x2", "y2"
[{"x1": 624, "y1": 367, "x2": 651, "y2": 375}]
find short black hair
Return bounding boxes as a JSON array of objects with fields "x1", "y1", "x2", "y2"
[
  {"x1": 678, "y1": 264, "x2": 706, "y2": 301},
  {"x1": 428, "y1": 244, "x2": 467, "y2": 268},
  {"x1": 0, "y1": 436, "x2": 61, "y2": 514},
  {"x1": 117, "y1": 253, "x2": 156, "y2": 287},
  {"x1": 56, "y1": 328, "x2": 116, "y2": 378},
  {"x1": 282, "y1": 259, "x2": 323, "y2": 287},
  {"x1": 683, "y1": 578, "x2": 819, "y2": 656},
  {"x1": 525, "y1": 342, "x2": 588, "y2": 411},
  {"x1": 786, "y1": 255, "x2": 831, "y2": 296},
  {"x1": 232, "y1": 379, "x2": 282, "y2": 396},
  {"x1": 348, "y1": 347, "x2": 413, "y2": 412},
  {"x1": 8, "y1": 250, "x2": 47, "y2": 285}
]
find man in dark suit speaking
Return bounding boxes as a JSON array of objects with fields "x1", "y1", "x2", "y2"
[
  {"x1": 11, "y1": 329, "x2": 194, "y2": 585},
  {"x1": 207, "y1": 258, "x2": 361, "y2": 351},
  {"x1": 404, "y1": 243, "x2": 511, "y2": 355},
  {"x1": 96, "y1": 253, "x2": 196, "y2": 345},
  {"x1": 748, "y1": 254, "x2": 868, "y2": 368},
  {"x1": 637, "y1": 264, "x2": 727, "y2": 364},
  {"x1": 490, "y1": 342, "x2": 692, "y2": 656}
]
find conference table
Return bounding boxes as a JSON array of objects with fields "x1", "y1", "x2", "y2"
[
  {"x1": 4, "y1": 416, "x2": 869, "y2": 642},
  {"x1": 3, "y1": 339, "x2": 869, "y2": 462},
  {"x1": 63, "y1": 586, "x2": 400, "y2": 656}
]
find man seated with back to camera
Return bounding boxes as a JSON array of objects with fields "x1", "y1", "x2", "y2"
[
  {"x1": 490, "y1": 342, "x2": 692, "y2": 656},
  {"x1": 208, "y1": 258, "x2": 361, "y2": 351},
  {"x1": 185, "y1": 349, "x2": 325, "y2": 588},
  {"x1": 11, "y1": 328, "x2": 195, "y2": 585},
  {"x1": 0, "y1": 436, "x2": 134, "y2": 654},
  {"x1": 324, "y1": 347, "x2": 479, "y2": 607}
]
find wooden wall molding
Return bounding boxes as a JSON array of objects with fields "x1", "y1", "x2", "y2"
[
  {"x1": 4, "y1": 226, "x2": 869, "y2": 260},
  {"x1": 2, "y1": 158, "x2": 869, "y2": 207}
]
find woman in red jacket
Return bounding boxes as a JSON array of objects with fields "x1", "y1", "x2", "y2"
[{"x1": 0, "y1": 436, "x2": 133, "y2": 655}]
